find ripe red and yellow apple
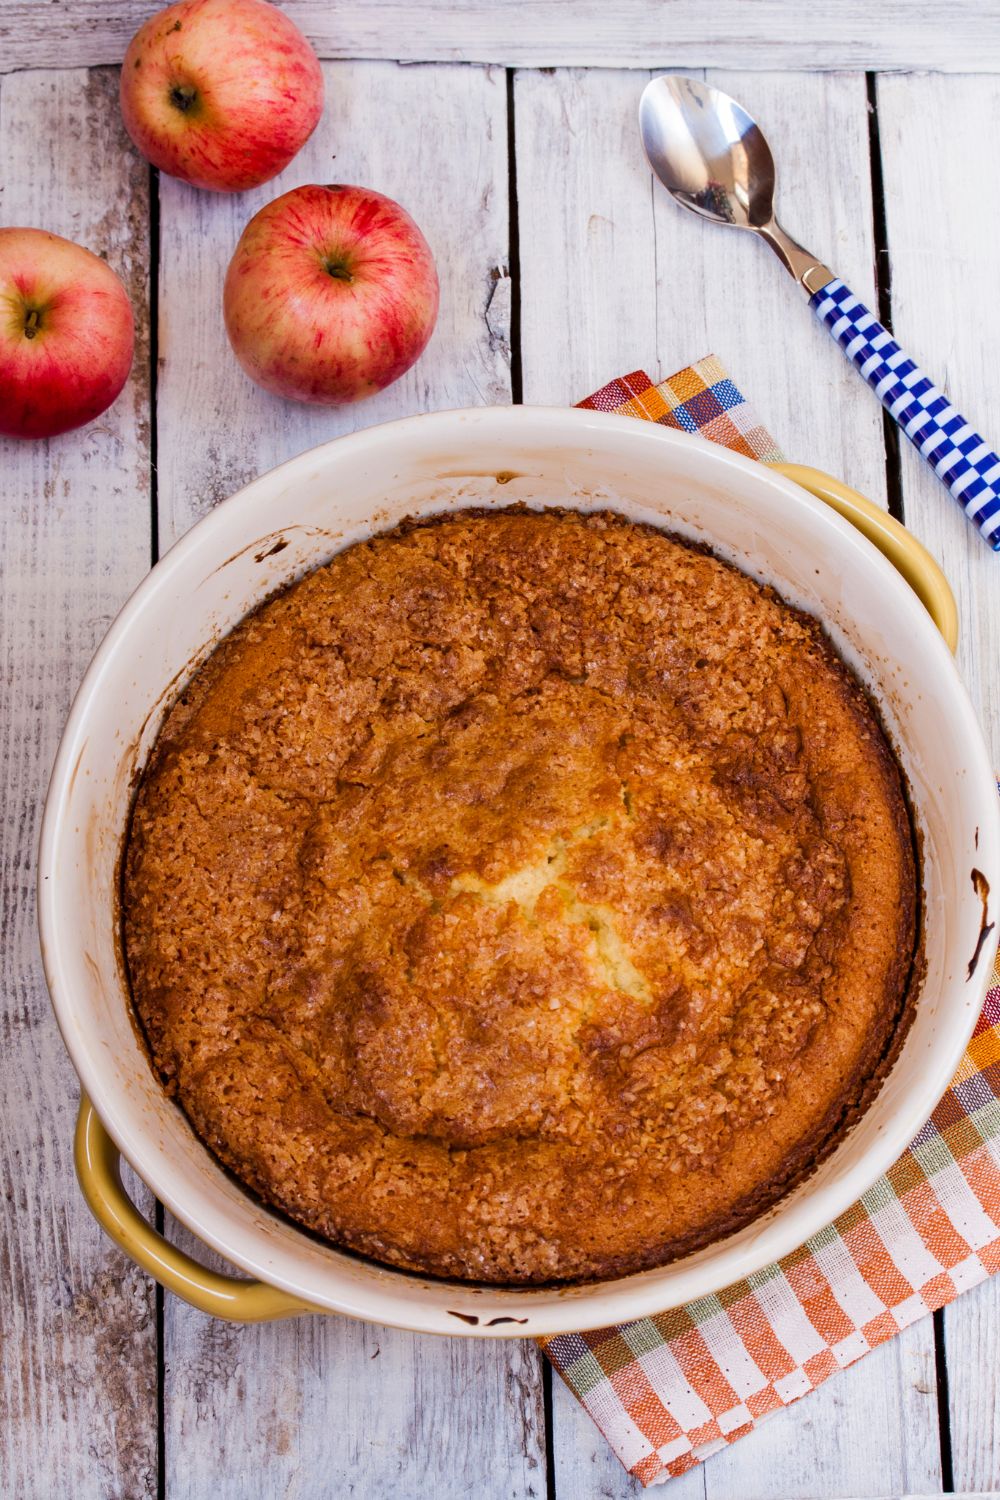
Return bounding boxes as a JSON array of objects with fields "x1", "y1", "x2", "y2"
[
  {"x1": 0, "y1": 228, "x2": 135, "y2": 441},
  {"x1": 223, "y1": 184, "x2": 440, "y2": 405},
  {"x1": 120, "y1": 0, "x2": 324, "y2": 193}
]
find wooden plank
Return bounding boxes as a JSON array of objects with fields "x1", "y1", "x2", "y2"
[
  {"x1": 877, "y1": 69, "x2": 1000, "y2": 1494},
  {"x1": 941, "y1": 1279, "x2": 1000, "y2": 1493},
  {"x1": 514, "y1": 67, "x2": 943, "y2": 1499},
  {"x1": 517, "y1": 66, "x2": 888, "y2": 507},
  {"x1": 875, "y1": 70, "x2": 1000, "y2": 765},
  {"x1": 156, "y1": 57, "x2": 512, "y2": 539},
  {"x1": 154, "y1": 57, "x2": 547, "y2": 1499},
  {"x1": 164, "y1": 1309, "x2": 547, "y2": 1499},
  {"x1": 551, "y1": 1328, "x2": 942, "y2": 1499},
  {"x1": 516, "y1": 69, "x2": 660, "y2": 401},
  {"x1": 699, "y1": 1325, "x2": 941, "y2": 1499},
  {"x1": 5, "y1": 0, "x2": 1000, "y2": 75},
  {"x1": 0, "y1": 68, "x2": 158, "y2": 1499},
  {"x1": 550, "y1": 1366, "x2": 705, "y2": 1499}
]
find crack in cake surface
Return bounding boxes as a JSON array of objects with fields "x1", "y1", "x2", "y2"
[{"x1": 447, "y1": 815, "x2": 653, "y2": 1005}]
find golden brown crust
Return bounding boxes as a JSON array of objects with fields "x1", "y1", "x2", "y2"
[{"x1": 123, "y1": 508, "x2": 917, "y2": 1283}]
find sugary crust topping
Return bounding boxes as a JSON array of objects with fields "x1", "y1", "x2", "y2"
[{"x1": 124, "y1": 508, "x2": 917, "y2": 1283}]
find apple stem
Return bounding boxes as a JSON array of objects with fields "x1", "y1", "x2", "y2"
[
  {"x1": 169, "y1": 83, "x2": 198, "y2": 113},
  {"x1": 23, "y1": 308, "x2": 40, "y2": 340},
  {"x1": 323, "y1": 261, "x2": 354, "y2": 284}
]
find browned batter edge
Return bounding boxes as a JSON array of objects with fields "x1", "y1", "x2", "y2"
[{"x1": 122, "y1": 507, "x2": 919, "y2": 1284}]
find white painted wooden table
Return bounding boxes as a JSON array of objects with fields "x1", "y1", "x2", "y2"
[{"x1": 2, "y1": 6, "x2": 998, "y2": 1497}]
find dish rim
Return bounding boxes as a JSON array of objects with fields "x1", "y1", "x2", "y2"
[{"x1": 38, "y1": 404, "x2": 1000, "y2": 1335}]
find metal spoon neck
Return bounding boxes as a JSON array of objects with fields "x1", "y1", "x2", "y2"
[{"x1": 756, "y1": 219, "x2": 835, "y2": 295}]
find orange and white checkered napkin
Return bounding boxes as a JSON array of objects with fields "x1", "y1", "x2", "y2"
[{"x1": 539, "y1": 360, "x2": 1000, "y2": 1488}]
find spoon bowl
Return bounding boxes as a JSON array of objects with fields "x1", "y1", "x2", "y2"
[{"x1": 638, "y1": 75, "x2": 775, "y2": 230}]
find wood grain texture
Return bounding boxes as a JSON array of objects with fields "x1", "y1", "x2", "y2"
[
  {"x1": 156, "y1": 58, "x2": 511, "y2": 539},
  {"x1": 877, "y1": 70, "x2": 1000, "y2": 1492},
  {"x1": 876, "y1": 70, "x2": 1000, "y2": 765},
  {"x1": 516, "y1": 67, "x2": 888, "y2": 506},
  {"x1": 4, "y1": 0, "x2": 1000, "y2": 74},
  {"x1": 155, "y1": 57, "x2": 546, "y2": 1500},
  {"x1": 0, "y1": 67, "x2": 158, "y2": 1499},
  {"x1": 550, "y1": 1368, "x2": 695, "y2": 1499},
  {"x1": 551, "y1": 1325, "x2": 943, "y2": 1500},
  {"x1": 699, "y1": 1324, "x2": 941, "y2": 1499},
  {"x1": 514, "y1": 65, "x2": 943, "y2": 1499},
  {"x1": 941, "y1": 1279, "x2": 1000, "y2": 1494},
  {"x1": 515, "y1": 68, "x2": 659, "y2": 401},
  {"x1": 164, "y1": 1306, "x2": 547, "y2": 1500}
]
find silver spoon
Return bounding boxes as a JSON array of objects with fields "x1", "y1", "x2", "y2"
[{"x1": 639, "y1": 74, "x2": 1000, "y2": 552}]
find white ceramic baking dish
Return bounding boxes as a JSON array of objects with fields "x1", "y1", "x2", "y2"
[{"x1": 39, "y1": 405, "x2": 998, "y2": 1336}]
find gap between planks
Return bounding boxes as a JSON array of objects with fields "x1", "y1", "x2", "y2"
[{"x1": 4, "y1": 1, "x2": 1000, "y2": 74}]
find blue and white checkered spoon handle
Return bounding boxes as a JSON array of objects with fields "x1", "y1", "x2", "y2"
[{"x1": 811, "y1": 278, "x2": 1000, "y2": 550}]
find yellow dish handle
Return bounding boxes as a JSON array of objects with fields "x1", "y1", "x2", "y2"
[
  {"x1": 75, "y1": 1095, "x2": 319, "y2": 1322},
  {"x1": 771, "y1": 463, "x2": 958, "y2": 653}
]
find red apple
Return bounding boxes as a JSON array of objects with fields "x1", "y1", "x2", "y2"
[
  {"x1": 120, "y1": 0, "x2": 323, "y2": 193},
  {"x1": 0, "y1": 229, "x2": 135, "y2": 441},
  {"x1": 223, "y1": 184, "x2": 440, "y2": 406}
]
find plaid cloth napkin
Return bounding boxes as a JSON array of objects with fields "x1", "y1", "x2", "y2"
[{"x1": 539, "y1": 358, "x2": 1000, "y2": 1488}]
